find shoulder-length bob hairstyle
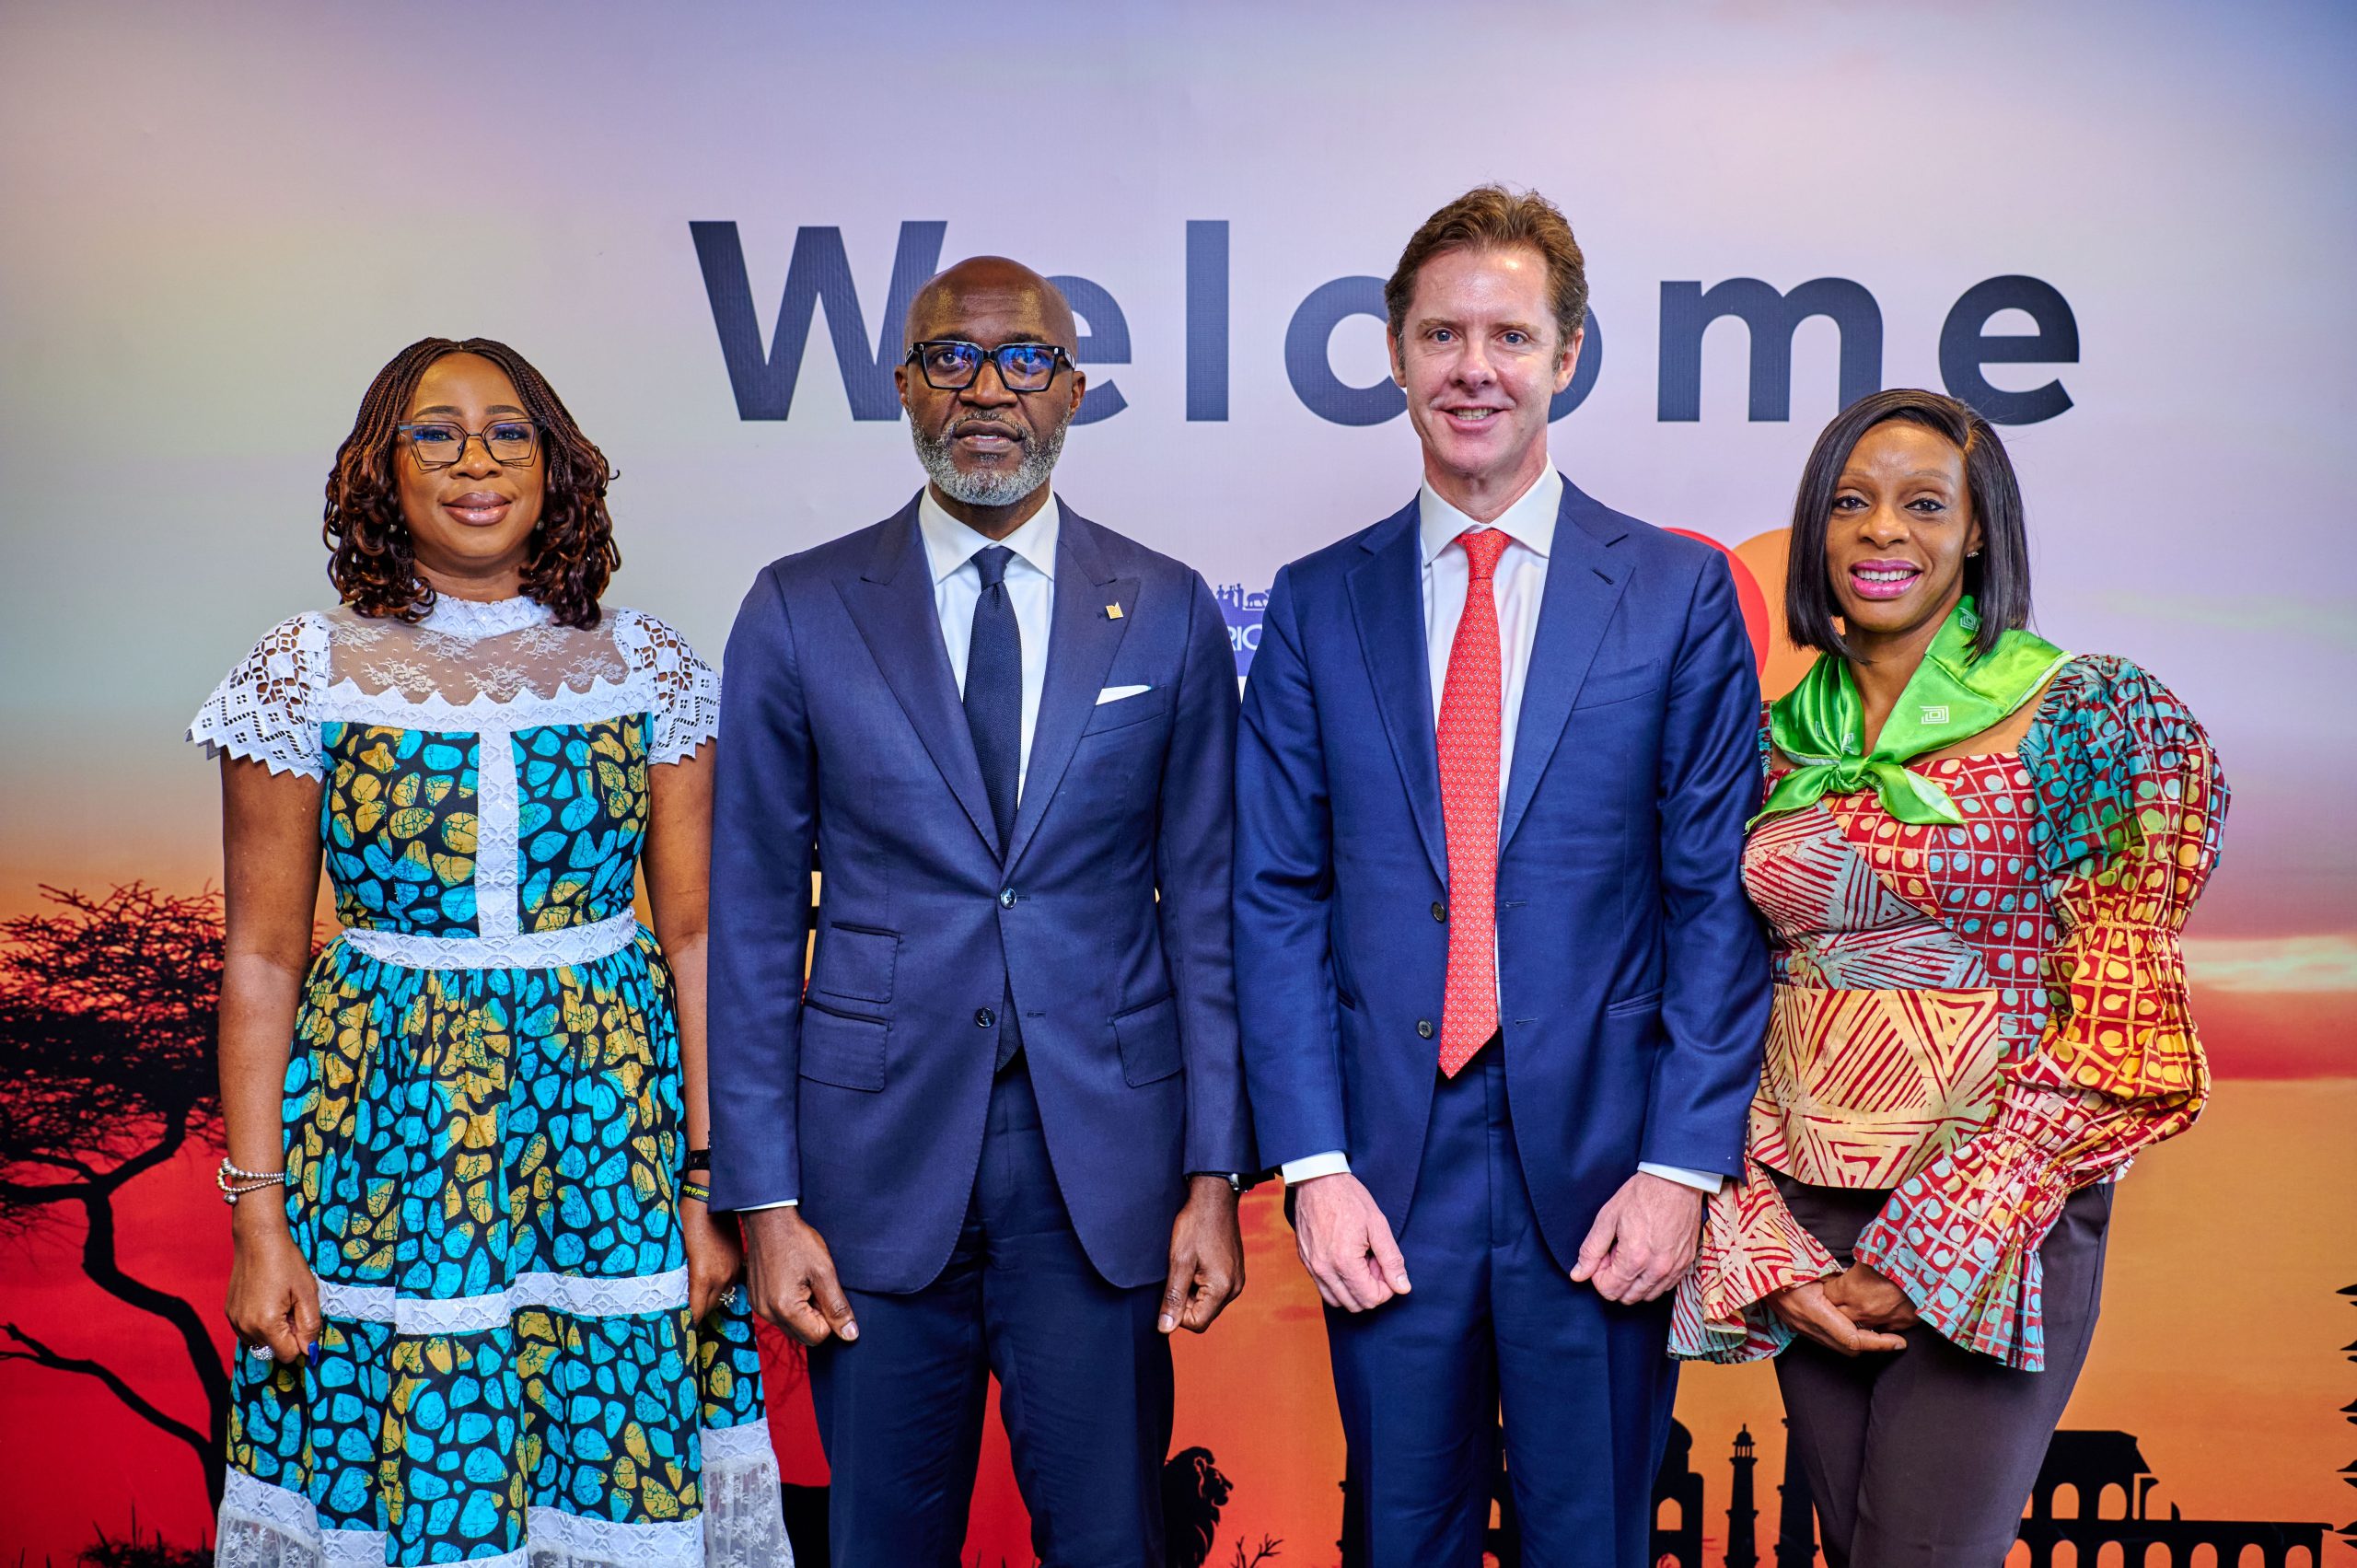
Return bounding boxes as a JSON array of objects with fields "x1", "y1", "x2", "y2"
[
  {"x1": 1784, "y1": 388, "x2": 2030, "y2": 659},
  {"x1": 323, "y1": 337, "x2": 619, "y2": 629}
]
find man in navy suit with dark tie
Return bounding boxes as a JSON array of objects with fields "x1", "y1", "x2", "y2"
[
  {"x1": 708, "y1": 257, "x2": 1254, "y2": 1566},
  {"x1": 1235, "y1": 186, "x2": 1769, "y2": 1564}
]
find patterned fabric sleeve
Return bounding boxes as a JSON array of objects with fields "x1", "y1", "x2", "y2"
[
  {"x1": 1853, "y1": 656, "x2": 2226, "y2": 1369},
  {"x1": 615, "y1": 609, "x2": 722, "y2": 764},
  {"x1": 187, "y1": 613, "x2": 328, "y2": 780},
  {"x1": 1672, "y1": 701, "x2": 1842, "y2": 1362},
  {"x1": 1672, "y1": 1154, "x2": 1842, "y2": 1361}
]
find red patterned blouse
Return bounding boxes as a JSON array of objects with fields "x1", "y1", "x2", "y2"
[{"x1": 1671, "y1": 655, "x2": 2226, "y2": 1369}]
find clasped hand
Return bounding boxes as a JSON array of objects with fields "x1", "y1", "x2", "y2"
[{"x1": 1768, "y1": 1261, "x2": 1918, "y2": 1355}]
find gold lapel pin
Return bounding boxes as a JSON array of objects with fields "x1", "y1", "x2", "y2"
[{"x1": 1105, "y1": 603, "x2": 1124, "y2": 620}]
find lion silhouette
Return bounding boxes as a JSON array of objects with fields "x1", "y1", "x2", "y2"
[{"x1": 1162, "y1": 1446, "x2": 1233, "y2": 1568}]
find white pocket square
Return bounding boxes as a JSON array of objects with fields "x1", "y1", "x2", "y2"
[{"x1": 1095, "y1": 684, "x2": 1152, "y2": 705}]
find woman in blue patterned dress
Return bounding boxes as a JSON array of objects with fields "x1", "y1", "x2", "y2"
[{"x1": 192, "y1": 339, "x2": 791, "y2": 1568}]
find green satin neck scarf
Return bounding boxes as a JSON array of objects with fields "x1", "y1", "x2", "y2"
[{"x1": 1756, "y1": 597, "x2": 2071, "y2": 828}]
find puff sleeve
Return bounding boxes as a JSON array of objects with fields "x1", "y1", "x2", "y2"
[{"x1": 1851, "y1": 656, "x2": 2226, "y2": 1368}]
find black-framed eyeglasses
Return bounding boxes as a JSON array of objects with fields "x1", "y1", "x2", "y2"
[
  {"x1": 395, "y1": 418, "x2": 541, "y2": 470},
  {"x1": 904, "y1": 340, "x2": 1072, "y2": 393}
]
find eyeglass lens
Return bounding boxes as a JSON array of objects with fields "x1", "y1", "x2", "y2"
[
  {"x1": 408, "y1": 421, "x2": 537, "y2": 466},
  {"x1": 918, "y1": 342, "x2": 1062, "y2": 392}
]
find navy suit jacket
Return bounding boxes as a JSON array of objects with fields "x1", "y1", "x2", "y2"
[
  {"x1": 707, "y1": 496, "x2": 1254, "y2": 1294},
  {"x1": 1234, "y1": 478, "x2": 1768, "y2": 1269}
]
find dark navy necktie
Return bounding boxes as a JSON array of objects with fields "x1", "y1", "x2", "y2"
[
  {"x1": 963, "y1": 545, "x2": 1023, "y2": 1070},
  {"x1": 964, "y1": 546, "x2": 1022, "y2": 849}
]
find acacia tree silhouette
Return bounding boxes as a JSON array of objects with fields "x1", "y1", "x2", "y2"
[{"x1": 0, "y1": 884, "x2": 232, "y2": 1513}]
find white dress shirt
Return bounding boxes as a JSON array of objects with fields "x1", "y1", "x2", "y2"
[
  {"x1": 740, "y1": 488, "x2": 1061, "y2": 1213},
  {"x1": 919, "y1": 486, "x2": 1060, "y2": 790},
  {"x1": 1281, "y1": 468, "x2": 1724, "y2": 1197}
]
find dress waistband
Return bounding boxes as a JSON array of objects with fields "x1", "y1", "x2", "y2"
[{"x1": 339, "y1": 912, "x2": 641, "y2": 970}]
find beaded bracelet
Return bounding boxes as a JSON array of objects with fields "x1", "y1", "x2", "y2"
[{"x1": 216, "y1": 1157, "x2": 286, "y2": 1207}]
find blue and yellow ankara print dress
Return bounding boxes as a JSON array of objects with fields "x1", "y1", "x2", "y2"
[{"x1": 191, "y1": 594, "x2": 790, "y2": 1568}]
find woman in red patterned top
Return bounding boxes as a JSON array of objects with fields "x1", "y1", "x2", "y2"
[{"x1": 1671, "y1": 389, "x2": 2226, "y2": 1565}]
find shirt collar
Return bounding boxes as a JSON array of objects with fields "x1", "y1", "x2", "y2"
[
  {"x1": 1417, "y1": 466, "x2": 1562, "y2": 566},
  {"x1": 918, "y1": 486, "x2": 1061, "y2": 587}
]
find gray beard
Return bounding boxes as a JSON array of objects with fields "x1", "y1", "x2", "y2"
[{"x1": 911, "y1": 416, "x2": 1071, "y2": 508}]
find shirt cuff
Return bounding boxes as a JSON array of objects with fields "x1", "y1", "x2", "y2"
[
  {"x1": 1281, "y1": 1150, "x2": 1352, "y2": 1185},
  {"x1": 736, "y1": 1199, "x2": 798, "y2": 1210},
  {"x1": 1638, "y1": 1161, "x2": 1725, "y2": 1195}
]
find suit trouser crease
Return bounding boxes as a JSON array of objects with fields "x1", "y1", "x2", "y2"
[
  {"x1": 808, "y1": 1063, "x2": 1173, "y2": 1567},
  {"x1": 1324, "y1": 1047, "x2": 1678, "y2": 1568},
  {"x1": 1772, "y1": 1177, "x2": 2114, "y2": 1568}
]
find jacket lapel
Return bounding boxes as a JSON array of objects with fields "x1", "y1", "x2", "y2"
[
  {"x1": 1346, "y1": 502, "x2": 1448, "y2": 888},
  {"x1": 839, "y1": 497, "x2": 1001, "y2": 858},
  {"x1": 1499, "y1": 479, "x2": 1631, "y2": 854},
  {"x1": 1004, "y1": 507, "x2": 1135, "y2": 872}
]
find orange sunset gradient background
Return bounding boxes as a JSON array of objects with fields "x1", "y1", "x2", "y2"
[
  {"x1": 5, "y1": 531, "x2": 2348, "y2": 1564},
  {"x1": 6, "y1": 3, "x2": 2353, "y2": 1556}
]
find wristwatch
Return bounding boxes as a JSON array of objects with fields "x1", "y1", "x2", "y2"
[{"x1": 1191, "y1": 1171, "x2": 1249, "y2": 1193}]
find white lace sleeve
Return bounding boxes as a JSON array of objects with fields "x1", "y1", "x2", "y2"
[
  {"x1": 188, "y1": 613, "x2": 328, "y2": 779},
  {"x1": 613, "y1": 608, "x2": 721, "y2": 764}
]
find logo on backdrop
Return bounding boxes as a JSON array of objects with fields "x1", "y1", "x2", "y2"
[
  {"x1": 689, "y1": 220, "x2": 2083, "y2": 429},
  {"x1": 1215, "y1": 584, "x2": 1268, "y2": 678}
]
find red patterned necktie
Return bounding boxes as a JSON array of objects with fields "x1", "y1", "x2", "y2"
[{"x1": 1436, "y1": 526, "x2": 1511, "y2": 1077}]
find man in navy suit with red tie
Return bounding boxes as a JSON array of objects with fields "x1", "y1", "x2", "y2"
[
  {"x1": 708, "y1": 257, "x2": 1254, "y2": 1566},
  {"x1": 1235, "y1": 186, "x2": 1770, "y2": 1563}
]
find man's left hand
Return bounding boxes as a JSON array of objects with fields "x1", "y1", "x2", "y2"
[
  {"x1": 1570, "y1": 1170, "x2": 1704, "y2": 1304},
  {"x1": 1161, "y1": 1176, "x2": 1246, "y2": 1334}
]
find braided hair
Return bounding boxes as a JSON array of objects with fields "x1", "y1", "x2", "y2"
[{"x1": 324, "y1": 337, "x2": 620, "y2": 628}]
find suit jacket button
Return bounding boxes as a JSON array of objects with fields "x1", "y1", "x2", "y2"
[
  {"x1": 975, "y1": 1008, "x2": 996, "y2": 1028},
  {"x1": 1416, "y1": 1019, "x2": 1434, "y2": 1039},
  {"x1": 1431, "y1": 901, "x2": 1447, "y2": 922},
  {"x1": 1000, "y1": 888, "x2": 1017, "y2": 908}
]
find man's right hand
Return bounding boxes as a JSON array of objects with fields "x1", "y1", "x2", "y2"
[
  {"x1": 1291, "y1": 1172, "x2": 1411, "y2": 1313},
  {"x1": 740, "y1": 1207, "x2": 860, "y2": 1347}
]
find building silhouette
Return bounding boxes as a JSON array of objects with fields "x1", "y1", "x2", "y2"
[
  {"x1": 1774, "y1": 1418, "x2": 1817, "y2": 1568},
  {"x1": 1325, "y1": 1420, "x2": 2328, "y2": 1568},
  {"x1": 2017, "y1": 1432, "x2": 2327, "y2": 1568},
  {"x1": 1653, "y1": 1422, "x2": 1706, "y2": 1567},
  {"x1": 2340, "y1": 1281, "x2": 2356, "y2": 1555},
  {"x1": 1725, "y1": 1426, "x2": 1759, "y2": 1568}
]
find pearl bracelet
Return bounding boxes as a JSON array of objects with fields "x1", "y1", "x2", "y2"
[{"x1": 217, "y1": 1157, "x2": 287, "y2": 1206}]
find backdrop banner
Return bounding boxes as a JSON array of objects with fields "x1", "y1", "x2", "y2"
[{"x1": 2, "y1": 3, "x2": 2351, "y2": 1564}]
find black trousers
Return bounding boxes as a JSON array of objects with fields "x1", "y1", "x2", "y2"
[
  {"x1": 1775, "y1": 1178, "x2": 2113, "y2": 1568},
  {"x1": 807, "y1": 1061, "x2": 1174, "y2": 1567}
]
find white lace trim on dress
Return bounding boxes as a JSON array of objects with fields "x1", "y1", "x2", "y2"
[
  {"x1": 311, "y1": 673, "x2": 657, "y2": 731},
  {"x1": 195, "y1": 603, "x2": 718, "y2": 767},
  {"x1": 613, "y1": 609, "x2": 722, "y2": 764},
  {"x1": 474, "y1": 721, "x2": 525, "y2": 945},
  {"x1": 419, "y1": 594, "x2": 558, "y2": 640},
  {"x1": 217, "y1": 1441, "x2": 793, "y2": 1568},
  {"x1": 188, "y1": 613, "x2": 330, "y2": 779},
  {"x1": 696, "y1": 1423, "x2": 794, "y2": 1568},
  {"x1": 317, "y1": 1266, "x2": 689, "y2": 1333},
  {"x1": 696, "y1": 1423, "x2": 775, "y2": 1465},
  {"x1": 339, "y1": 911, "x2": 642, "y2": 970}
]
